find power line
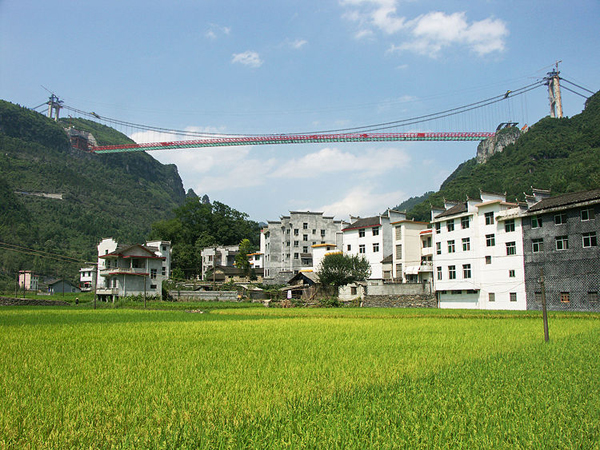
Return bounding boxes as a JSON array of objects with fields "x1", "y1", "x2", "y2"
[{"x1": 0, "y1": 241, "x2": 89, "y2": 264}]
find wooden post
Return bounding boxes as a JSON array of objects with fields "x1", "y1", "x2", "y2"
[{"x1": 540, "y1": 268, "x2": 550, "y2": 342}]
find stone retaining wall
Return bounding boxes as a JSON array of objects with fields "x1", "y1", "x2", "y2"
[
  {"x1": 168, "y1": 291, "x2": 239, "y2": 302},
  {"x1": 361, "y1": 294, "x2": 437, "y2": 308},
  {"x1": 0, "y1": 296, "x2": 70, "y2": 306}
]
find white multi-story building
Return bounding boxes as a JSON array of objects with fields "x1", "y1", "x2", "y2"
[
  {"x1": 391, "y1": 220, "x2": 432, "y2": 284},
  {"x1": 342, "y1": 209, "x2": 405, "y2": 280},
  {"x1": 431, "y1": 191, "x2": 527, "y2": 310},
  {"x1": 261, "y1": 211, "x2": 347, "y2": 284},
  {"x1": 96, "y1": 238, "x2": 171, "y2": 301}
]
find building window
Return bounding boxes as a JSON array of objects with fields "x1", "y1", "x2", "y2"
[
  {"x1": 486, "y1": 234, "x2": 495, "y2": 247},
  {"x1": 351, "y1": 286, "x2": 357, "y2": 295},
  {"x1": 485, "y1": 212, "x2": 494, "y2": 225},
  {"x1": 560, "y1": 292, "x2": 570, "y2": 303},
  {"x1": 162, "y1": 267, "x2": 166, "y2": 276},
  {"x1": 504, "y1": 219, "x2": 515, "y2": 232},
  {"x1": 303, "y1": 223, "x2": 308, "y2": 229},
  {"x1": 312, "y1": 229, "x2": 316, "y2": 235},
  {"x1": 436, "y1": 242, "x2": 441, "y2": 255},
  {"x1": 448, "y1": 266, "x2": 456, "y2": 279},
  {"x1": 510, "y1": 292, "x2": 517, "y2": 302},
  {"x1": 396, "y1": 263, "x2": 403, "y2": 277},
  {"x1": 359, "y1": 229, "x2": 366, "y2": 238},
  {"x1": 446, "y1": 220, "x2": 455, "y2": 232},
  {"x1": 396, "y1": 244, "x2": 402, "y2": 256},
  {"x1": 581, "y1": 208, "x2": 595, "y2": 221},
  {"x1": 554, "y1": 213, "x2": 567, "y2": 225},
  {"x1": 347, "y1": 244, "x2": 351, "y2": 251},
  {"x1": 150, "y1": 284, "x2": 157, "y2": 290},
  {"x1": 286, "y1": 230, "x2": 290, "y2": 235},
  {"x1": 359, "y1": 244, "x2": 365, "y2": 254},
  {"x1": 485, "y1": 256, "x2": 492, "y2": 264},
  {"x1": 294, "y1": 229, "x2": 299, "y2": 236},
  {"x1": 294, "y1": 253, "x2": 299, "y2": 259},
  {"x1": 531, "y1": 216, "x2": 542, "y2": 228},
  {"x1": 489, "y1": 292, "x2": 495, "y2": 302},
  {"x1": 373, "y1": 243, "x2": 379, "y2": 252},
  {"x1": 461, "y1": 216, "x2": 469, "y2": 229},
  {"x1": 532, "y1": 238, "x2": 544, "y2": 253},
  {"x1": 294, "y1": 241, "x2": 299, "y2": 247},
  {"x1": 535, "y1": 292, "x2": 542, "y2": 303},
  {"x1": 583, "y1": 232, "x2": 598, "y2": 248},
  {"x1": 321, "y1": 229, "x2": 326, "y2": 237},
  {"x1": 150, "y1": 269, "x2": 157, "y2": 279},
  {"x1": 435, "y1": 223, "x2": 440, "y2": 234},
  {"x1": 447, "y1": 240, "x2": 455, "y2": 253},
  {"x1": 463, "y1": 264, "x2": 471, "y2": 279},
  {"x1": 372, "y1": 227, "x2": 379, "y2": 236},
  {"x1": 303, "y1": 234, "x2": 308, "y2": 241},
  {"x1": 555, "y1": 236, "x2": 569, "y2": 251},
  {"x1": 437, "y1": 267, "x2": 442, "y2": 280},
  {"x1": 462, "y1": 237, "x2": 470, "y2": 251},
  {"x1": 588, "y1": 292, "x2": 599, "y2": 303},
  {"x1": 509, "y1": 269, "x2": 515, "y2": 278},
  {"x1": 303, "y1": 246, "x2": 308, "y2": 253},
  {"x1": 506, "y1": 241, "x2": 516, "y2": 255}
]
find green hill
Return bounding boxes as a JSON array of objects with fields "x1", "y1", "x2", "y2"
[
  {"x1": 407, "y1": 91, "x2": 600, "y2": 220},
  {"x1": 0, "y1": 100, "x2": 186, "y2": 280}
]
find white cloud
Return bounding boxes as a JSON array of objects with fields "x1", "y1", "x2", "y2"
[
  {"x1": 398, "y1": 11, "x2": 508, "y2": 57},
  {"x1": 340, "y1": 1, "x2": 508, "y2": 57},
  {"x1": 289, "y1": 38, "x2": 308, "y2": 49},
  {"x1": 271, "y1": 146, "x2": 411, "y2": 179},
  {"x1": 205, "y1": 24, "x2": 231, "y2": 40},
  {"x1": 232, "y1": 51, "x2": 263, "y2": 68},
  {"x1": 319, "y1": 185, "x2": 405, "y2": 217}
]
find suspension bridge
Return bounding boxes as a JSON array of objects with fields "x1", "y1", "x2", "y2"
[{"x1": 36, "y1": 67, "x2": 595, "y2": 154}]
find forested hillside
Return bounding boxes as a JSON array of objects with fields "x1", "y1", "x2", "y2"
[
  {"x1": 407, "y1": 91, "x2": 600, "y2": 220},
  {"x1": 0, "y1": 100, "x2": 186, "y2": 280}
]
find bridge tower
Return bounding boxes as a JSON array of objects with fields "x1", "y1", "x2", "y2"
[
  {"x1": 545, "y1": 61, "x2": 563, "y2": 118},
  {"x1": 46, "y1": 94, "x2": 63, "y2": 121}
]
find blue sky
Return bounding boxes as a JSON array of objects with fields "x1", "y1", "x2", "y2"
[{"x1": 1, "y1": 0, "x2": 598, "y2": 222}]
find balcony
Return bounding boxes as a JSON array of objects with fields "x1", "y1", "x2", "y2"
[
  {"x1": 421, "y1": 247, "x2": 433, "y2": 257},
  {"x1": 99, "y1": 267, "x2": 148, "y2": 276},
  {"x1": 96, "y1": 288, "x2": 118, "y2": 296}
]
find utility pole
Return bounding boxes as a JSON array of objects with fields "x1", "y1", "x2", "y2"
[
  {"x1": 545, "y1": 61, "x2": 563, "y2": 119},
  {"x1": 540, "y1": 268, "x2": 550, "y2": 342}
]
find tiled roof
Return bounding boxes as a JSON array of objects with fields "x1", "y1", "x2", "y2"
[
  {"x1": 343, "y1": 216, "x2": 381, "y2": 231},
  {"x1": 434, "y1": 202, "x2": 468, "y2": 219},
  {"x1": 381, "y1": 254, "x2": 393, "y2": 264},
  {"x1": 528, "y1": 188, "x2": 600, "y2": 212}
]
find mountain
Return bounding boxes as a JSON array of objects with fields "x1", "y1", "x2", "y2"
[
  {"x1": 0, "y1": 100, "x2": 186, "y2": 280},
  {"x1": 406, "y1": 91, "x2": 600, "y2": 221}
]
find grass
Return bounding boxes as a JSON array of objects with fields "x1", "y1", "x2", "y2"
[{"x1": 0, "y1": 306, "x2": 599, "y2": 449}]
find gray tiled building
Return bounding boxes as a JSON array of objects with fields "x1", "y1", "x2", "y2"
[
  {"x1": 261, "y1": 211, "x2": 348, "y2": 285},
  {"x1": 522, "y1": 188, "x2": 600, "y2": 311}
]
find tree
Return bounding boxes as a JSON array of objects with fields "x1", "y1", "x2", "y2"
[
  {"x1": 317, "y1": 253, "x2": 371, "y2": 294},
  {"x1": 235, "y1": 238, "x2": 254, "y2": 279}
]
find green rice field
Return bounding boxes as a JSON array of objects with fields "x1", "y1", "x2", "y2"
[{"x1": 1, "y1": 305, "x2": 599, "y2": 449}]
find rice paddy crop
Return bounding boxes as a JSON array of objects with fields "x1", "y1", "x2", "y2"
[{"x1": 1, "y1": 306, "x2": 598, "y2": 449}]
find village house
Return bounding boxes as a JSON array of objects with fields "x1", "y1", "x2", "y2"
[
  {"x1": 342, "y1": 209, "x2": 404, "y2": 280},
  {"x1": 95, "y1": 238, "x2": 171, "y2": 301},
  {"x1": 431, "y1": 191, "x2": 527, "y2": 310},
  {"x1": 261, "y1": 211, "x2": 347, "y2": 284},
  {"x1": 391, "y1": 220, "x2": 432, "y2": 284},
  {"x1": 522, "y1": 188, "x2": 600, "y2": 311},
  {"x1": 200, "y1": 245, "x2": 239, "y2": 280}
]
